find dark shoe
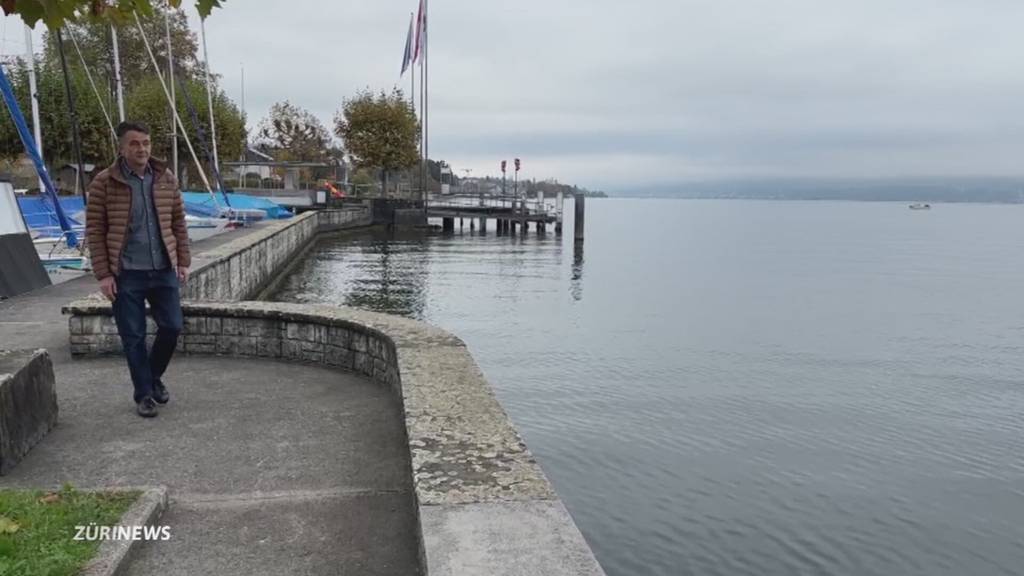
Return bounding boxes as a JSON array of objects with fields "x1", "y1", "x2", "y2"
[
  {"x1": 137, "y1": 397, "x2": 158, "y2": 418},
  {"x1": 152, "y1": 381, "x2": 170, "y2": 405}
]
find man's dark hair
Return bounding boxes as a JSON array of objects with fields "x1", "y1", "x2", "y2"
[{"x1": 116, "y1": 121, "x2": 150, "y2": 139}]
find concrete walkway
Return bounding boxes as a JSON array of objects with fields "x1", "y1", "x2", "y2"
[{"x1": 0, "y1": 227, "x2": 422, "y2": 575}]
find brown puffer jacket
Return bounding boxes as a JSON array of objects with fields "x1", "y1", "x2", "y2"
[{"x1": 85, "y1": 157, "x2": 191, "y2": 280}]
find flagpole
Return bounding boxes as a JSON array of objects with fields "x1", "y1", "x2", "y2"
[
  {"x1": 424, "y1": 0, "x2": 429, "y2": 203},
  {"x1": 420, "y1": 31, "x2": 425, "y2": 200},
  {"x1": 409, "y1": 12, "x2": 415, "y2": 112}
]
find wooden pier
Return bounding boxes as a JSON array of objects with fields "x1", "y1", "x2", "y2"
[{"x1": 424, "y1": 192, "x2": 576, "y2": 237}]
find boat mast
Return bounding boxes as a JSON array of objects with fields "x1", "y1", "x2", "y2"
[
  {"x1": 165, "y1": 7, "x2": 178, "y2": 177},
  {"x1": 199, "y1": 17, "x2": 220, "y2": 181},
  {"x1": 23, "y1": 26, "x2": 44, "y2": 193},
  {"x1": 54, "y1": 28, "x2": 88, "y2": 203},
  {"x1": 110, "y1": 24, "x2": 126, "y2": 122}
]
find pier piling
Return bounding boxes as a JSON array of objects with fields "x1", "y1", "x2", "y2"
[
  {"x1": 556, "y1": 191, "x2": 564, "y2": 235},
  {"x1": 574, "y1": 194, "x2": 585, "y2": 242}
]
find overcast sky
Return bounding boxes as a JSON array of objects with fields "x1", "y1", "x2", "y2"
[{"x1": 167, "y1": 0, "x2": 1024, "y2": 190}]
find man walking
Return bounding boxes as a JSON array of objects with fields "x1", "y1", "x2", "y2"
[{"x1": 86, "y1": 121, "x2": 190, "y2": 418}]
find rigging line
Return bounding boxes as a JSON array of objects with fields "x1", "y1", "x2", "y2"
[
  {"x1": 174, "y1": 68, "x2": 230, "y2": 206},
  {"x1": 132, "y1": 11, "x2": 217, "y2": 201},
  {"x1": 65, "y1": 26, "x2": 117, "y2": 155}
]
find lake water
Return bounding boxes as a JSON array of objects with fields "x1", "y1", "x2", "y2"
[{"x1": 272, "y1": 199, "x2": 1024, "y2": 576}]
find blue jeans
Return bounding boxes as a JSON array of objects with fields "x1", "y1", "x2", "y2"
[{"x1": 112, "y1": 268, "x2": 183, "y2": 403}]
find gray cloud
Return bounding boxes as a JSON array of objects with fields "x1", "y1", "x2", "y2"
[{"x1": 187, "y1": 0, "x2": 1024, "y2": 189}]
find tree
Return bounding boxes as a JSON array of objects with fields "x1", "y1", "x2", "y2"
[
  {"x1": 127, "y1": 75, "x2": 245, "y2": 177},
  {"x1": 0, "y1": 56, "x2": 116, "y2": 166},
  {"x1": 0, "y1": 1, "x2": 243, "y2": 190},
  {"x1": 48, "y1": 6, "x2": 202, "y2": 96},
  {"x1": 255, "y1": 101, "x2": 332, "y2": 162},
  {"x1": 2, "y1": 0, "x2": 224, "y2": 29},
  {"x1": 334, "y1": 88, "x2": 419, "y2": 196}
]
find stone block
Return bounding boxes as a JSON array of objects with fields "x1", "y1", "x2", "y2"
[
  {"x1": 218, "y1": 336, "x2": 257, "y2": 357},
  {"x1": 206, "y1": 317, "x2": 222, "y2": 334},
  {"x1": 184, "y1": 316, "x2": 207, "y2": 335},
  {"x1": 353, "y1": 352, "x2": 372, "y2": 376},
  {"x1": 83, "y1": 316, "x2": 105, "y2": 335},
  {"x1": 373, "y1": 359, "x2": 390, "y2": 381},
  {"x1": 301, "y1": 341, "x2": 324, "y2": 354},
  {"x1": 99, "y1": 336, "x2": 122, "y2": 352},
  {"x1": 188, "y1": 343, "x2": 215, "y2": 355},
  {"x1": 282, "y1": 340, "x2": 304, "y2": 361},
  {"x1": 286, "y1": 322, "x2": 318, "y2": 342},
  {"x1": 245, "y1": 319, "x2": 280, "y2": 338},
  {"x1": 327, "y1": 326, "x2": 351, "y2": 348},
  {"x1": 185, "y1": 334, "x2": 216, "y2": 346},
  {"x1": 350, "y1": 333, "x2": 368, "y2": 353},
  {"x1": 325, "y1": 346, "x2": 353, "y2": 369},
  {"x1": 367, "y1": 337, "x2": 383, "y2": 360},
  {"x1": 101, "y1": 318, "x2": 121, "y2": 335},
  {"x1": 221, "y1": 317, "x2": 246, "y2": 336},
  {"x1": 257, "y1": 337, "x2": 282, "y2": 358},
  {"x1": 0, "y1": 349, "x2": 58, "y2": 475}
]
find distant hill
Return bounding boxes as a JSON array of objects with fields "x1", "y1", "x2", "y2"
[{"x1": 610, "y1": 178, "x2": 1024, "y2": 203}]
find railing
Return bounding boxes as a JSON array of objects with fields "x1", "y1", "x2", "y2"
[{"x1": 424, "y1": 193, "x2": 561, "y2": 219}]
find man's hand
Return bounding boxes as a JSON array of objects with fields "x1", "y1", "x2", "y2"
[
  {"x1": 99, "y1": 276, "x2": 117, "y2": 302},
  {"x1": 177, "y1": 266, "x2": 190, "y2": 284}
]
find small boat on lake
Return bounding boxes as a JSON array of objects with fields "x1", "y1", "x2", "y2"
[{"x1": 909, "y1": 203, "x2": 931, "y2": 210}]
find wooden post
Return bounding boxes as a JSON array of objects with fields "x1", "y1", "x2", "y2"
[
  {"x1": 574, "y1": 194, "x2": 585, "y2": 242},
  {"x1": 443, "y1": 217, "x2": 454, "y2": 232},
  {"x1": 556, "y1": 191, "x2": 564, "y2": 234}
]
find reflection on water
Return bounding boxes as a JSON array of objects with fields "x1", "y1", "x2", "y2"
[
  {"x1": 572, "y1": 241, "x2": 584, "y2": 302},
  {"x1": 272, "y1": 200, "x2": 1024, "y2": 576}
]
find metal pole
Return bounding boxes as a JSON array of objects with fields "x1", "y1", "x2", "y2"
[
  {"x1": 200, "y1": 17, "x2": 220, "y2": 178},
  {"x1": 574, "y1": 193, "x2": 586, "y2": 242},
  {"x1": 55, "y1": 29, "x2": 88, "y2": 203},
  {"x1": 24, "y1": 26, "x2": 44, "y2": 193},
  {"x1": 165, "y1": 8, "x2": 178, "y2": 177},
  {"x1": 425, "y1": 0, "x2": 429, "y2": 201},
  {"x1": 110, "y1": 25, "x2": 126, "y2": 122},
  {"x1": 419, "y1": 38, "x2": 425, "y2": 201},
  {"x1": 240, "y1": 60, "x2": 246, "y2": 183},
  {"x1": 556, "y1": 190, "x2": 564, "y2": 234}
]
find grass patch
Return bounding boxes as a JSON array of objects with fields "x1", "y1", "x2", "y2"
[{"x1": 0, "y1": 485, "x2": 140, "y2": 576}]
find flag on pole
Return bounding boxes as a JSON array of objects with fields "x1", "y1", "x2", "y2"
[
  {"x1": 413, "y1": 0, "x2": 426, "y2": 65},
  {"x1": 401, "y1": 13, "x2": 414, "y2": 76}
]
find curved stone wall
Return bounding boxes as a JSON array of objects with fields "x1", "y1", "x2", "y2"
[
  {"x1": 184, "y1": 208, "x2": 369, "y2": 302},
  {"x1": 63, "y1": 299, "x2": 606, "y2": 575}
]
